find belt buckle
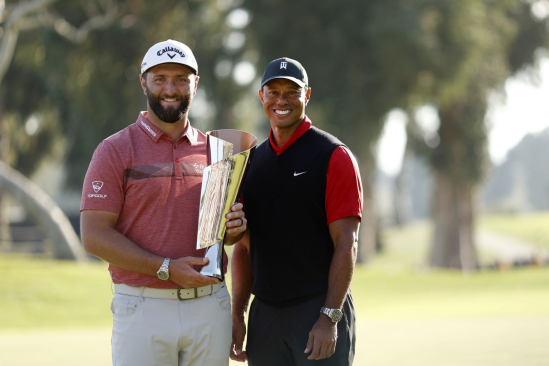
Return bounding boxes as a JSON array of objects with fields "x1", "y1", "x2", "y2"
[{"x1": 177, "y1": 287, "x2": 198, "y2": 301}]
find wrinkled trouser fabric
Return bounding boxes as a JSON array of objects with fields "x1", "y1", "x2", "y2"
[
  {"x1": 111, "y1": 285, "x2": 232, "y2": 366},
  {"x1": 247, "y1": 291, "x2": 356, "y2": 366}
]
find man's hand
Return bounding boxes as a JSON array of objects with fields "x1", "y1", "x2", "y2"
[
  {"x1": 224, "y1": 203, "x2": 247, "y2": 244},
  {"x1": 304, "y1": 315, "x2": 338, "y2": 360},
  {"x1": 230, "y1": 316, "x2": 248, "y2": 362},
  {"x1": 169, "y1": 257, "x2": 221, "y2": 288}
]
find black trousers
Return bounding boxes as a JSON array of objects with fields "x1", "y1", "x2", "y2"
[{"x1": 246, "y1": 291, "x2": 356, "y2": 366}]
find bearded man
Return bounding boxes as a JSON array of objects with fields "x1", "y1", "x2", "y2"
[{"x1": 80, "y1": 39, "x2": 246, "y2": 366}]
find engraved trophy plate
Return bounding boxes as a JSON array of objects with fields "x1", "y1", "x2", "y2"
[{"x1": 197, "y1": 130, "x2": 257, "y2": 279}]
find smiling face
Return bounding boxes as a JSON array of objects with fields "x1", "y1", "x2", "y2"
[
  {"x1": 260, "y1": 78, "x2": 311, "y2": 132},
  {"x1": 140, "y1": 63, "x2": 199, "y2": 124}
]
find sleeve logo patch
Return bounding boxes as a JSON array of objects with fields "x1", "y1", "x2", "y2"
[
  {"x1": 88, "y1": 181, "x2": 107, "y2": 198},
  {"x1": 92, "y1": 181, "x2": 104, "y2": 193}
]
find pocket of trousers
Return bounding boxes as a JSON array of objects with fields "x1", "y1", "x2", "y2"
[
  {"x1": 213, "y1": 286, "x2": 231, "y2": 311},
  {"x1": 111, "y1": 293, "x2": 140, "y2": 318}
]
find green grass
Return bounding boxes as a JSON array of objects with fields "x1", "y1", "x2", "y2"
[
  {"x1": 354, "y1": 220, "x2": 549, "y2": 318},
  {"x1": 0, "y1": 254, "x2": 113, "y2": 330},
  {"x1": 479, "y1": 212, "x2": 549, "y2": 250},
  {"x1": 3, "y1": 246, "x2": 548, "y2": 330},
  {"x1": 2, "y1": 218, "x2": 549, "y2": 365},
  {"x1": 352, "y1": 266, "x2": 549, "y2": 318}
]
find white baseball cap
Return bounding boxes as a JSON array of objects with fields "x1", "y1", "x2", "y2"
[{"x1": 140, "y1": 39, "x2": 198, "y2": 75}]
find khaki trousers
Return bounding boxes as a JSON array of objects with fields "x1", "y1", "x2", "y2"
[{"x1": 111, "y1": 284, "x2": 232, "y2": 366}]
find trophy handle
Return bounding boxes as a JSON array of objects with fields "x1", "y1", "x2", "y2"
[{"x1": 199, "y1": 241, "x2": 224, "y2": 281}]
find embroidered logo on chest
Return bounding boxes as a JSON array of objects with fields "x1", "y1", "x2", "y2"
[{"x1": 193, "y1": 163, "x2": 206, "y2": 174}]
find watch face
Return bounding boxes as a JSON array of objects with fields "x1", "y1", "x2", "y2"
[
  {"x1": 331, "y1": 309, "x2": 343, "y2": 322},
  {"x1": 158, "y1": 270, "x2": 169, "y2": 280}
]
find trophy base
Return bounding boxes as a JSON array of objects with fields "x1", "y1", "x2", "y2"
[{"x1": 199, "y1": 242, "x2": 224, "y2": 281}]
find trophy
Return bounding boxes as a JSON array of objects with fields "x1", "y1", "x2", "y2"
[{"x1": 197, "y1": 130, "x2": 257, "y2": 280}]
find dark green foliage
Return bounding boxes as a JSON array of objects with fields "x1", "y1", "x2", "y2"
[
  {"x1": 243, "y1": 0, "x2": 391, "y2": 173},
  {"x1": 1, "y1": 0, "x2": 249, "y2": 188},
  {"x1": 366, "y1": 0, "x2": 548, "y2": 183},
  {"x1": 2, "y1": 0, "x2": 548, "y2": 192}
]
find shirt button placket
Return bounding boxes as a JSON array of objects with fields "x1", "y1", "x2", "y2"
[{"x1": 174, "y1": 144, "x2": 183, "y2": 180}]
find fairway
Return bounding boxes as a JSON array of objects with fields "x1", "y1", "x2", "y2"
[
  {"x1": 1, "y1": 318, "x2": 548, "y2": 366},
  {"x1": 479, "y1": 212, "x2": 549, "y2": 250},
  {"x1": 2, "y1": 219, "x2": 549, "y2": 365}
]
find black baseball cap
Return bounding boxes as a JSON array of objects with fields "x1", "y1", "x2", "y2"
[{"x1": 260, "y1": 57, "x2": 308, "y2": 88}]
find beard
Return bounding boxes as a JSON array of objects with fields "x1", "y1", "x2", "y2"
[{"x1": 146, "y1": 85, "x2": 191, "y2": 123}]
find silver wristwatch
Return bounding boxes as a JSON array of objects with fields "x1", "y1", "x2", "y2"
[
  {"x1": 156, "y1": 258, "x2": 171, "y2": 281},
  {"x1": 320, "y1": 307, "x2": 343, "y2": 322}
]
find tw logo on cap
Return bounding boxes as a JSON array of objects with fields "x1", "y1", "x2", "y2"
[
  {"x1": 280, "y1": 62, "x2": 287, "y2": 69},
  {"x1": 92, "y1": 181, "x2": 104, "y2": 193}
]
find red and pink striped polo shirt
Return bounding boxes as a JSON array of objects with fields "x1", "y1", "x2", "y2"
[{"x1": 81, "y1": 112, "x2": 227, "y2": 288}]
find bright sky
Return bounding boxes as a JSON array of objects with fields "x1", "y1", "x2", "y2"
[{"x1": 377, "y1": 57, "x2": 549, "y2": 176}]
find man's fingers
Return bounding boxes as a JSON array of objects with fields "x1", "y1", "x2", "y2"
[
  {"x1": 308, "y1": 341, "x2": 322, "y2": 360},
  {"x1": 184, "y1": 257, "x2": 209, "y2": 266},
  {"x1": 230, "y1": 340, "x2": 247, "y2": 362},
  {"x1": 234, "y1": 339, "x2": 243, "y2": 354},
  {"x1": 230, "y1": 352, "x2": 247, "y2": 362},
  {"x1": 304, "y1": 333, "x2": 314, "y2": 354},
  {"x1": 230, "y1": 202, "x2": 243, "y2": 212},
  {"x1": 226, "y1": 210, "x2": 244, "y2": 220},
  {"x1": 227, "y1": 217, "x2": 246, "y2": 228},
  {"x1": 326, "y1": 342, "x2": 335, "y2": 358},
  {"x1": 306, "y1": 338, "x2": 336, "y2": 360},
  {"x1": 322, "y1": 343, "x2": 332, "y2": 359},
  {"x1": 230, "y1": 341, "x2": 237, "y2": 360},
  {"x1": 226, "y1": 204, "x2": 245, "y2": 221},
  {"x1": 170, "y1": 257, "x2": 221, "y2": 288}
]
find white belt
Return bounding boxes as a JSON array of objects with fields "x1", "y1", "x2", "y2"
[{"x1": 114, "y1": 282, "x2": 224, "y2": 301}]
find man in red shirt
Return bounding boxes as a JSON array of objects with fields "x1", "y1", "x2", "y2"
[
  {"x1": 80, "y1": 39, "x2": 246, "y2": 366},
  {"x1": 230, "y1": 58, "x2": 362, "y2": 365}
]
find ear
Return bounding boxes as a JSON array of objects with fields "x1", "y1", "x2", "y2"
[
  {"x1": 193, "y1": 75, "x2": 200, "y2": 97},
  {"x1": 259, "y1": 89, "x2": 265, "y2": 104},
  {"x1": 304, "y1": 87, "x2": 311, "y2": 106},
  {"x1": 140, "y1": 75, "x2": 147, "y2": 96}
]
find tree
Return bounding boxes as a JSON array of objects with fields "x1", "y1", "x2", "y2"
[
  {"x1": 243, "y1": 0, "x2": 548, "y2": 268},
  {"x1": 0, "y1": 0, "x2": 119, "y2": 260},
  {"x1": 242, "y1": 0, "x2": 404, "y2": 262},
  {"x1": 4, "y1": 0, "x2": 252, "y2": 189},
  {"x1": 370, "y1": 0, "x2": 548, "y2": 269},
  {"x1": 1, "y1": 0, "x2": 254, "y2": 258}
]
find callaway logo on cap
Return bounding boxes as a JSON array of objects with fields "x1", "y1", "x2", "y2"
[
  {"x1": 140, "y1": 39, "x2": 198, "y2": 75},
  {"x1": 261, "y1": 57, "x2": 308, "y2": 88}
]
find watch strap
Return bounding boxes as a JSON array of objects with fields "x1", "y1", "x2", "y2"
[
  {"x1": 157, "y1": 257, "x2": 171, "y2": 280},
  {"x1": 320, "y1": 306, "x2": 343, "y2": 322}
]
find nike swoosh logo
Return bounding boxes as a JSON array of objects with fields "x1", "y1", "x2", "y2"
[
  {"x1": 167, "y1": 53, "x2": 176, "y2": 59},
  {"x1": 294, "y1": 171, "x2": 307, "y2": 176}
]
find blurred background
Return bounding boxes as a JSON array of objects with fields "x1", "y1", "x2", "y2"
[{"x1": 1, "y1": 0, "x2": 548, "y2": 365}]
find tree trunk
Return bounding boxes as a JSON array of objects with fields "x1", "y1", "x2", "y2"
[
  {"x1": 0, "y1": 195, "x2": 12, "y2": 250},
  {"x1": 342, "y1": 119, "x2": 382, "y2": 264},
  {"x1": 0, "y1": 159, "x2": 87, "y2": 261},
  {"x1": 0, "y1": 87, "x2": 10, "y2": 250},
  {"x1": 429, "y1": 171, "x2": 477, "y2": 270},
  {"x1": 394, "y1": 140, "x2": 414, "y2": 226},
  {"x1": 394, "y1": 111, "x2": 421, "y2": 226}
]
